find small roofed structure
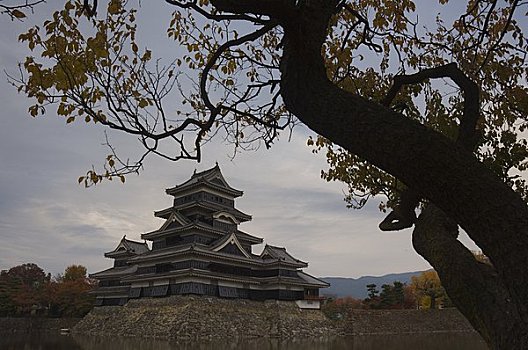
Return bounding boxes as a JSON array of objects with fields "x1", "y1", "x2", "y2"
[
  {"x1": 90, "y1": 165, "x2": 329, "y2": 308},
  {"x1": 90, "y1": 236, "x2": 148, "y2": 306},
  {"x1": 104, "y1": 235, "x2": 149, "y2": 259}
]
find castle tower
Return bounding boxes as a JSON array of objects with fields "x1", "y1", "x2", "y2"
[{"x1": 90, "y1": 165, "x2": 328, "y2": 308}]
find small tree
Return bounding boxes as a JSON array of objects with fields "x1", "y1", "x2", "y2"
[
  {"x1": 62, "y1": 265, "x2": 88, "y2": 282},
  {"x1": 49, "y1": 265, "x2": 95, "y2": 317},
  {"x1": 0, "y1": 263, "x2": 50, "y2": 315},
  {"x1": 379, "y1": 281, "x2": 405, "y2": 309},
  {"x1": 364, "y1": 283, "x2": 380, "y2": 308},
  {"x1": 0, "y1": 270, "x2": 16, "y2": 316},
  {"x1": 402, "y1": 284, "x2": 417, "y2": 309},
  {"x1": 411, "y1": 270, "x2": 447, "y2": 309}
]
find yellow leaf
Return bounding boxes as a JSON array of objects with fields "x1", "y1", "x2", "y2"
[
  {"x1": 11, "y1": 10, "x2": 26, "y2": 19},
  {"x1": 66, "y1": 116, "x2": 75, "y2": 123},
  {"x1": 29, "y1": 105, "x2": 38, "y2": 117},
  {"x1": 108, "y1": 0, "x2": 121, "y2": 15},
  {"x1": 137, "y1": 99, "x2": 146, "y2": 108},
  {"x1": 142, "y1": 50, "x2": 151, "y2": 61}
]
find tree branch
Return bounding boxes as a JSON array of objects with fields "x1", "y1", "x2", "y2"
[
  {"x1": 0, "y1": 0, "x2": 45, "y2": 19},
  {"x1": 82, "y1": 0, "x2": 97, "y2": 17},
  {"x1": 209, "y1": 0, "x2": 296, "y2": 20},
  {"x1": 165, "y1": 0, "x2": 269, "y2": 24},
  {"x1": 379, "y1": 62, "x2": 480, "y2": 231}
]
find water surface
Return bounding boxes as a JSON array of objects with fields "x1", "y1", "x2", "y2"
[{"x1": 1, "y1": 333, "x2": 487, "y2": 350}]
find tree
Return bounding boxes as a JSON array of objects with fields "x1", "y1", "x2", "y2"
[
  {"x1": 0, "y1": 270, "x2": 17, "y2": 316},
  {"x1": 0, "y1": 263, "x2": 95, "y2": 317},
  {"x1": 365, "y1": 283, "x2": 378, "y2": 299},
  {"x1": 402, "y1": 284, "x2": 417, "y2": 310},
  {"x1": 366, "y1": 281, "x2": 411, "y2": 309},
  {"x1": 411, "y1": 270, "x2": 448, "y2": 310},
  {"x1": 49, "y1": 264, "x2": 95, "y2": 317},
  {"x1": 0, "y1": 263, "x2": 50, "y2": 315},
  {"x1": 12, "y1": 0, "x2": 528, "y2": 347},
  {"x1": 379, "y1": 281, "x2": 405, "y2": 309},
  {"x1": 364, "y1": 283, "x2": 380, "y2": 308},
  {"x1": 62, "y1": 264, "x2": 88, "y2": 282}
]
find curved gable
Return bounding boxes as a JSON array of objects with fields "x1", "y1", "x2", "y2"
[
  {"x1": 211, "y1": 232, "x2": 251, "y2": 258},
  {"x1": 213, "y1": 211, "x2": 240, "y2": 224}
]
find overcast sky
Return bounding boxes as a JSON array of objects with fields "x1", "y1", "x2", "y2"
[{"x1": 0, "y1": 1, "x2": 482, "y2": 279}]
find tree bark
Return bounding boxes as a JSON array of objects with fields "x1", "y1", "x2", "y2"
[
  {"x1": 413, "y1": 205, "x2": 528, "y2": 348},
  {"x1": 211, "y1": 0, "x2": 528, "y2": 346}
]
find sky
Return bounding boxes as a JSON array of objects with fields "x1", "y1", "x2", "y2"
[{"x1": 0, "y1": 1, "x2": 481, "y2": 279}]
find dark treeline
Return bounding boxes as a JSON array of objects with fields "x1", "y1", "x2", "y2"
[{"x1": 0, "y1": 263, "x2": 95, "y2": 318}]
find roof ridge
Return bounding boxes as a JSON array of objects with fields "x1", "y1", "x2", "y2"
[
  {"x1": 123, "y1": 237, "x2": 148, "y2": 245},
  {"x1": 191, "y1": 163, "x2": 220, "y2": 179},
  {"x1": 266, "y1": 244, "x2": 286, "y2": 250}
]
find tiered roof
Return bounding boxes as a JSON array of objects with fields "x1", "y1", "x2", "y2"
[
  {"x1": 104, "y1": 236, "x2": 149, "y2": 259},
  {"x1": 260, "y1": 244, "x2": 308, "y2": 266},
  {"x1": 91, "y1": 265, "x2": 137, "y2": 279},
  {"x1": 154, "y1": 202, "x2": 252, "y2": 222},
  {"x1": 142, "y1": 219, "x2": 262, "y2": 244},
  {"x1": 165, "y1": 163, "x2": 243, "y2": 198}
]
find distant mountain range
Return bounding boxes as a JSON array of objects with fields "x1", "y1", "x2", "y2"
[{"x1": 321, "y1": 271, "x2": 425, "y2": 299}]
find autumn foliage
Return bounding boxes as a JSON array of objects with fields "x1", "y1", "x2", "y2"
[
  {"x1": 0, "y1": 263, "x2": 95, "y2": 317},
  {"x1": 322, "y1": 270, "x2": 451, "y2": 319},
  {"x1": 411, "y1": 270, "x2": 450, "y2": 309}
]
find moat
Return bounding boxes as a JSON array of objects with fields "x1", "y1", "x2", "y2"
[{"x1": 2, "y1": 333, "x2": 487, "y2": 350}]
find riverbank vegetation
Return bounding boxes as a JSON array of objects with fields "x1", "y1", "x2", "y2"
[
  {"x1": 322, "y1": 270, "x2": 452, "y2": 319},
  {"x1": 0, "y1": 263, "x2": 95, "y2": 317}
]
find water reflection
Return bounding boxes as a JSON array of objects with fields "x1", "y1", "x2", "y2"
[
  {"x1": 73, "y1": 335, "x2": 350, "y2": 350},
  {"x1": 352, "y1": 333, "x2": 487, "y2": 350},
  {"x1": 1, "y1": 332, "x2": 487, "y2": 350},
  {"x1": 0, "y1": 333, "x2": 83, "y2": 350}
]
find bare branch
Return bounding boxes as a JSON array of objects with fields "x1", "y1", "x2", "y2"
[
  {"x1": 342, "y1": 4, "x2": 383, "y2": 53},
  {"x1": 82, "y1": 0, "x2": 97, "y2": 17},
  {"x1": 478, "y1": 0, "x2": 521, "y2": 72},
  {"x1": 209, "y1": 0, "x2": 297, "y2": 19},
  {"x1": 165, "y1": 0, "x2": 269, "y2": 24}
]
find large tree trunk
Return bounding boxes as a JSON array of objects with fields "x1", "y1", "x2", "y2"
[
  {"x1": 211, "y1": 0, "x2": 528, "y2": 347},
  {"x1": 413, "y1": 205, "x2": 528, "y2": 348}
]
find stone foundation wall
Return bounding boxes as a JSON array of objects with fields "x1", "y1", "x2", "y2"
[
  {"x1": 0, "y1": 317, "x2": 81, "y2": 334},
  {"x1": 73, "y1": 295, "x2": 341, "y2": 340},
  {"x1": 346, "y1": 309, "x2": 475, "y2": 335},
  {"x1": 74, "y1": 296, "x2": 476, "y2": 340}
]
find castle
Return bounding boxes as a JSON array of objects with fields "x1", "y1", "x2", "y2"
[{"x1": 90, "y1": 165, "x2": 328, "y2": 309}]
